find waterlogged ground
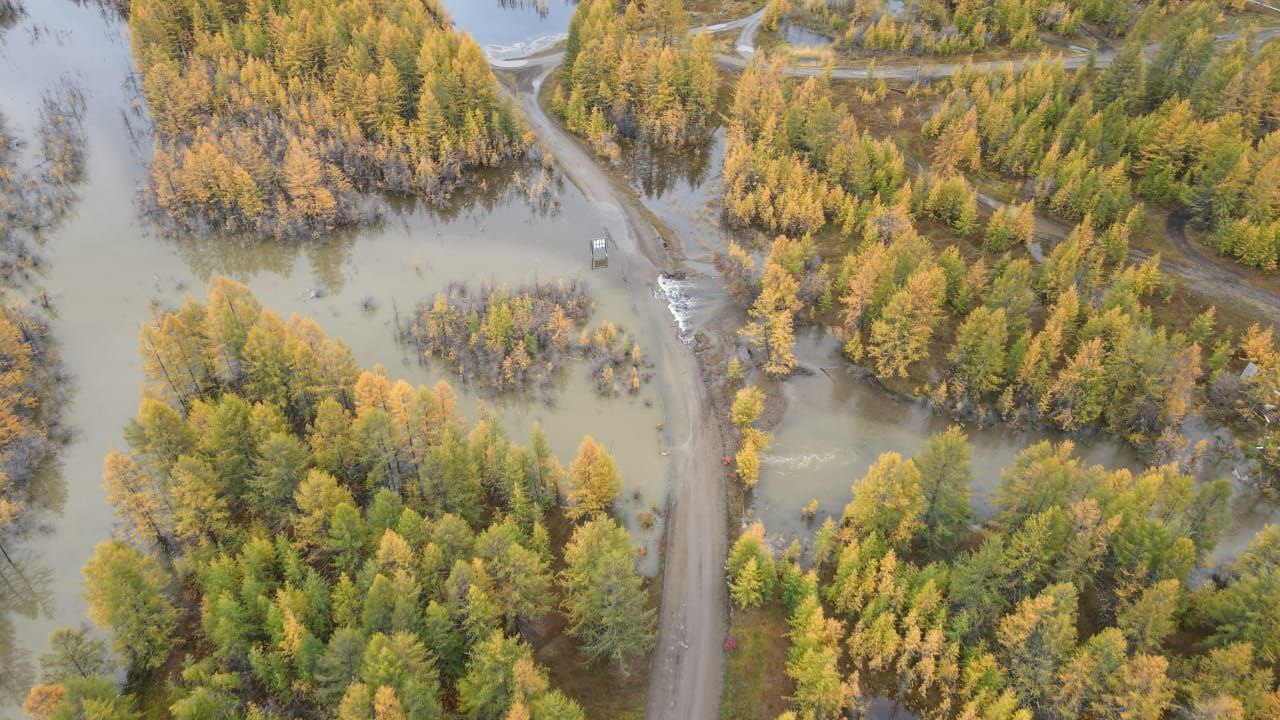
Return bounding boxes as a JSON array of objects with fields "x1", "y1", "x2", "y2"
[
  {"x1": 779, "y1": 22, "x2": 833, "y2": 47},
  {"x1": 616, "y1": 102, "x2": 1280, "y2": 567},
  {"x1": 0, "y1": 2, "x2": 671, "y2": 711},
  {"x1": 6, "y1": 1, "x2": 1280, "y2": 716}
]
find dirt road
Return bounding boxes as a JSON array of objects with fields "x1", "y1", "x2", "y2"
[
  {"x1": 497, "y1": 59, "x2": 730, "y2": 720},
  {"x1": 1161, "y1": 211, "x2": 1280, "y2": 317},
  {"x1": 717, "y1": 16, "x2": 1280, "y2": 80},
  {"x1": 485, "y1": 13, "x2": 1280, "y2": 720}
]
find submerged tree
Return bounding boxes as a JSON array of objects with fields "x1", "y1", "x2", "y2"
[
  {"x1": 734, "y1": 431, "x2": 1258, "y2": 720},
  {"x1": 566, "y1": 436, "x2": 622, "y2": 521},
  {"x1": 554, "y1": 0, "x2": 718, "y2": 156},
  {"x1": 81, "y1": 540, "x2": 176, "y2": 673},
  {"x1": 130, "y1": 0, "x2": 528, "y2": 236},
  {"x1": 404, "y1": 280, "x2": 653, "y2": 400}
]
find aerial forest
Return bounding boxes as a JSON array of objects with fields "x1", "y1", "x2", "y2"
[
  {"x1": 553, "y1": 0, "x2": 719, "y2": 159},
  {"x1": 6, "y1": 0, "x2": 1280, "y2": 719},
  {"x1": 761, "y1": 0, "x2": 1152, "y2": 57},
  {"x1": 923, "y1": 4, "x2": 1280, "y2": 270},
  {"x1": 718, "y1": 3, "x2": 1280, "y2": 488},
  {"x1": 726, "y1": 428, "x2": 1279, "y2": 720},
  {"x1": 129, "y1": 0, "x2": 529, "y2": 237},
  {"x1": 21, "y1": 279, "x2": 655, "y2": 720},
  {"x1": 0, "y1": 79, "x2": 85, "y2": 540}
]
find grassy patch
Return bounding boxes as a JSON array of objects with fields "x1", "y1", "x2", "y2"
[
  {"x1": 535, "y1": 610, "x2": 650, "y2": 720},
  {"x1": 721, "y1": 604, "x2": 793, "y2": 720}
]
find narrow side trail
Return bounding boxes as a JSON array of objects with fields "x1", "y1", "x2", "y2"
[
  {"x1": 718, "y1": 10, "x2": 1280, "y2": 316},
  {"x1": 718, "y1": 8, "x2": 1280, "y2": 79},
  {"x1": 498, "y1": 62, "x2": 730, "y2": 720},
  {"x1": 898, "y1": 151, "x2": 1280, "y2": 319}
]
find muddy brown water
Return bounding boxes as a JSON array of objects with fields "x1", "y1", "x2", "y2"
[
  {"x1": 755, "y1": 329, "x2": 1140, "y2": 545},
  {"x1": 0, "y1": 2, "x2": 669, "y2": 711}
]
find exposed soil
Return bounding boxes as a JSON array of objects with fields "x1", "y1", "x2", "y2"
[{"x1": 496, "y1": 55, "x2": 732, "y2": 720}]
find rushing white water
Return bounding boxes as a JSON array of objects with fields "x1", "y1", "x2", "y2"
[
  {"x1": 760, "y1": 450, "x2": 847, "y2": 471},
  {"x1": 656, "y1": 274, "x2": 696, "y2": 344},
  {"x1": 484, "y1": 32, "x2": 568, "y2": 61}
]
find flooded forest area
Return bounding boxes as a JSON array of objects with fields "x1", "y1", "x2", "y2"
[{"x1": 2, "y1": 1, "x2": 1280, "y2": 720}]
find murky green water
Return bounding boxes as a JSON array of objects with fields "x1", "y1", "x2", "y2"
[
  {"x1": 0, "y1": 2, "x2": 669, "y2": 710},
  {"x1": 754, "y1": 329, "x2": 1139, "y2": 545},
  {"x1": 780, "y1": 22, "x2": 833, "y2": 47}
]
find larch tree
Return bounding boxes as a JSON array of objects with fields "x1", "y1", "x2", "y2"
[
  {"x1": 730, "y1": 556, "x2": 765, "y2": 609},
  {"x1": 914, "y1": 427, "x2": 973, "y2": 557},
  {"x1": 787, "y1": 591, "x2": 855, "y2": 718},
  {"x1": 131, "y1": 0, "x2": 528, "y2": 236},
  {"x1": 843, "y1": 452, "x2": 924, "y2": 551},
  {"x1": 731, "y1": 385, "x2": 772, "y2": 488},
  {"x1": 1040, "y1": 336, "x2": 1108, "y2": 432},
  {"x1": 37, "y1": 626, "x2": 113, "y2": 683},
  {"x1": 44, "y1": 280, "x2": 605, "y2": 720},
  {"x1": 82, "y1": 540, "x2": 177, "y2": 673},
  {"x1": 559, "y1": 517, "x2": 655, "y2": 676},
  {"x1": 948, "y1": 305, "x2": 1010, "y2": 396},
  {"x1": 741, "y1": 253, "x2": 801, "y2": 378},
  {"x1": 997, "y1": 582, "x2": 1079, "y2": 714},
  {"x1": 868, "y1": 265, "x2": 947, "y2": 380},
  {"x1": 565, "y1": 436, "x2": 622, "y2": 521},
  {"x1": 102, "y1": 450, "x2": 175, "y2": 557}
]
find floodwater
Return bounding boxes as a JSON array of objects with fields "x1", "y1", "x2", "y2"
[
  {"x1": 780, "y1": 22, "x2": 833, "y2": 47},
  {"x1": 617, "y1": 96, "x2": 1280, "y2": 565},
  {"x1": 438, "y1": 0, "x2": 577, "y2": 60},
  {"x1": 753, "y1": 329, "x2": 1140, "y2": 545},
  {"x1": 4, "y1": 0, "x2": 1279, "y2": 716},
  {"x1": 825, "y1": 0, "x2": 907, "y2": 20},
  {"x1": 620, "y1": 128, "x2": 740, "y2": 330},
  {"x1": 0, "y1": 1, "x2": 671, "y2": 712}
]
